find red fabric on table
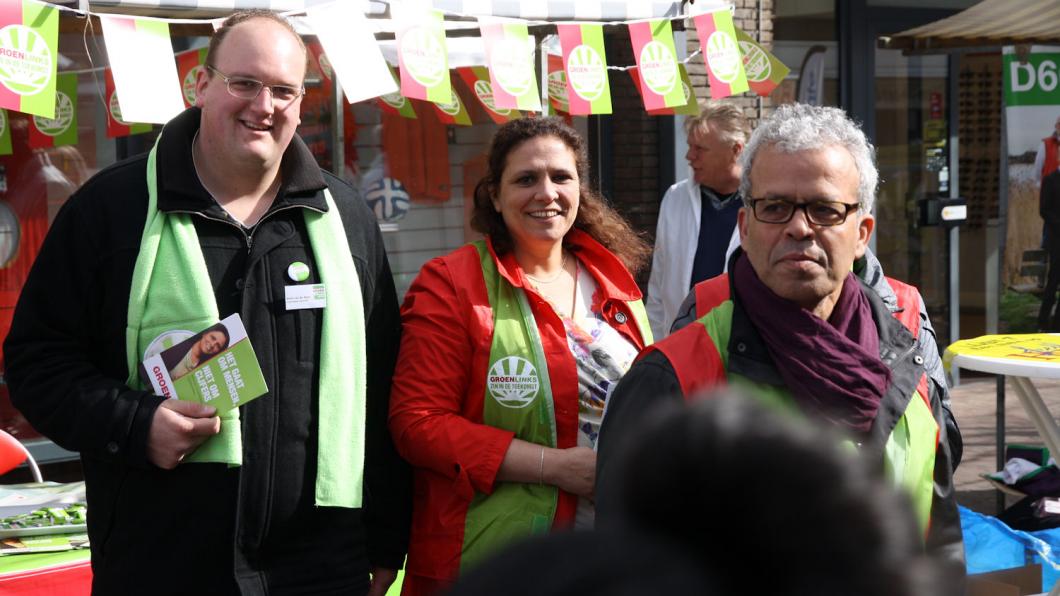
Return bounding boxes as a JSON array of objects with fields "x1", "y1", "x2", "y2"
[{"x1": 0, "y1": 558, "x2": 91, "y2": 595}]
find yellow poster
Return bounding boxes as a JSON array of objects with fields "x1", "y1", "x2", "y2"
[{"x1": 944, "y1": 334, "x2": 1060, "y2": 370}]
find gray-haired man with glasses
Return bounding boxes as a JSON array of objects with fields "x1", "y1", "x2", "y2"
[
  {"x1": 5, "y1": 9, "x2": 410, "y2": 596},
  {"x1": 597, "y1": 103, "x2": 964, "y2": 593}
]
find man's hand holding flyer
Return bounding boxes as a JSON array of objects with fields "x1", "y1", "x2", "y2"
[{"x1": 139, "y1": 314, "x2": 267, "y2": 412}]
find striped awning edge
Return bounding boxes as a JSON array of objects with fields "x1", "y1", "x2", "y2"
[
  {"x1": 881, "y1": 0, "x2": 1060, "y2": 52},
  {"x1": 86, "y1": 0, "x2": 685, "y2": 21}
]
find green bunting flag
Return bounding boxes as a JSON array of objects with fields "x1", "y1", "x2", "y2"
[
  {"x1": 176, "y1": 46, "x2": 208, "y2": 108},
  {"x1": 735, "y1": 28, "x2": 789, "y2": 97},
  {"x1": 479, "y1": 18, "x2": 540, "y2": 112},
  {"x1": 457, "y1": 66, "x2": 521, "y2": 124},
  {"x1": 104, "y1": 68, "x2": 152, "y2": 138},
  {"x1": 632, "y1": 63, "x2": 699, "y2": 117},
  {"x1": 29, "y1": 71, "x2": 76, "y2": 147},
  {"x1": 693, "y1": 8, "x2": 749, "y2": 99},
  {"x1": 377, "y1": 65, "x2": 418, "y2": 119},
  {"x1": 628, "y1": 19, "x2": 684, "y2": 110},
  {"x1": 396, "y1": 7, "x2": 451, "y2": 103},
  {"x1": 0, "y1": 0, "x2": 59, "y2": 119},
  {"x1": 431, "y1": 82, "x2": 472, "y2": 126},
  {"x1": 557, "y1": 24, "x2": 612, "y2": 115},
  {"x1": 0, "y1": 109, "x2": 11, "y2": 155},
  {"x1": 546, "y1": 54, "x2": 569, "y2": 114}
]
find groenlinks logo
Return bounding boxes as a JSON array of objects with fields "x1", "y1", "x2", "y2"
[
  {"x1": 739, "y1": 40, "x2": 771, "y2": 83},
  {"x1": 638, "y1": 41, "x2": 677, "y2": 95},
  {"x1": 436, "y1": 90, "x2": 463, "y2": 115},
  {"x1": 705, "y1": 30, "x2": 741, "y2": 84},
  {"x1": 680, "y1": 79, "x2": 692, "y2": 104},
  {"x1": 473, "y1": 80, "x2": 512, "y2": 115},
  {"x1": 317, "y1": 52, "x2": 334, "y2": 81},
  {"x1": 402, "y1": 26, "x2": 446, "y2": 88},
  {"x1": 144, "y1": 329, "x2": 195, "y2": 360},
  {"x1": 548, "y1": 70, "x2": 569, "y2": 112},
  {"x1": 487, "y1": 356, "x2": 539, "y2": 408},
  {"x1": 182, "y1": 65, "x2": 203, "y2": 105},
  {"x1": 109, "y1": 91, "x2": 131, "y2": 125},
  {"x1": 0, "y1": 25, "x2": 53, "y2": 96},
  {"x1": 489, "y1": 38, "x2": 533, "y2": 97},
  {"x1": 33, "y1": 90, "x2": 72, "y2": 136},
  {"x1": 381, "y1": 91, "x2": 407, "y2": 109},
  {"x1": 566, "y1": 45, "x2": 606, "y2": 101}
]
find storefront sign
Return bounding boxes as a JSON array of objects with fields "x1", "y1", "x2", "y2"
[
  {"x1": 0, "y1": 0, "x2": 57, "y2": 119},
  {"x1": 558, "y1": 24, "x2": 612, "y2": 115},
  {"x1": 628, "y1": 19, "x2": 683, "y2": 110},
  {"x1": 693, "y1": 8, "x2": 748, "y2": 99},
  {"x1": 1002, "y1": 45, "x2": 1060, "y2": 288},
  {"x1": 1005, "y1": 49, "x2": 1060, "y2": 106},
  {"x1": 479, "y1": 17, "x2": 540, "y2": 112},
  {"x1": 29, "y1": 72, "x2": 75, "y2": 147}
]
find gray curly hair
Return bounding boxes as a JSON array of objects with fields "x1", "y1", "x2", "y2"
[{"x1": 738, "y1": 103, "x2": 878, "y2": 214}]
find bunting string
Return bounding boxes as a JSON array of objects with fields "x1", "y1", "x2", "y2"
[{"x1": 0, "y1": 0, "x2": 788, "y2": 129}]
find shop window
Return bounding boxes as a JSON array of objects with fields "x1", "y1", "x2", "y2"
[{"x1": 773, "y1": 1, "x2": 838, "y2": 106}]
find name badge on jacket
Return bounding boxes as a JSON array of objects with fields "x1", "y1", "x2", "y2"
[{"x1": 285, "y1": 284, "x2": 326, "y2": 310}]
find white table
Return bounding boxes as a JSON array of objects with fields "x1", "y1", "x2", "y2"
[
  {"x1": 949, "y1": 342, "x2": 1060, "y2": 595},
  {"x1": 949, "y1": 350, "x2": 1060, "y2": 470}
]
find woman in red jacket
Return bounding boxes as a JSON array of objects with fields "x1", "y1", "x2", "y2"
[{"x1": 389, "y1": 117, "x2": 652, "y2": 595}]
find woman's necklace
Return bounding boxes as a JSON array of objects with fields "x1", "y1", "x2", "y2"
[{"x1": 525, "y1": 253, "x2": 569, "y2": 284}]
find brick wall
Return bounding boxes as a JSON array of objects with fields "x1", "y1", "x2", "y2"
[
  {"x1": 604, "y1": 30, "x2": 661, "y2": 243},
  {"x1": 685, "y1": 0, "x2": 775, "y2": 132},
  {"x1": 602, "y1": 0, "x2": 776, "y2": 283}
]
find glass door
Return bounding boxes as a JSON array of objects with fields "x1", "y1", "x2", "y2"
[{"x1": 872, "y1": 49, "x2": 952, "y2": 339}]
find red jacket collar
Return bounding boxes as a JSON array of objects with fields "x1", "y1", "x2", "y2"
[{"x1": 485, "y1": 229, "x2": 642, "y2": 302}]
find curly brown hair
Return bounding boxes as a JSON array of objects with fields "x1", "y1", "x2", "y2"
[{"x1": 470, "y1": 117, "x2": 650, "y2": 274}]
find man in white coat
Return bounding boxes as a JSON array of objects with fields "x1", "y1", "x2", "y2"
[{"x1": 646, "y1": 101, "x2": 750, "y2": 339}]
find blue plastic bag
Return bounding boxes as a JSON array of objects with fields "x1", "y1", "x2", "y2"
[{"x1": 961, "y1": 505, "x2": 1060, "y2": 590}]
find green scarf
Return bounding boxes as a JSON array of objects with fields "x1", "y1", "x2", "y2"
[{"x1": 124, "y1": 130, "x2": 368, "y2": 508}]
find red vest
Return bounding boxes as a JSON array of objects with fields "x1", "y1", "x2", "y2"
[
  {"x1": 1044, "y1": 135, "x2": 1059, "y2": 180},
  {"x1": 645, "y1": 274, "x2": 930, "y2": 402}
]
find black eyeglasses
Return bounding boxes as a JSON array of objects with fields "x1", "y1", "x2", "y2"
[
  {"x1": 749, "y1": 198, "x2": 860, "y2": 226},
  {"x1": 205, "y1": 64, "x2": 304, "y2": 106}
]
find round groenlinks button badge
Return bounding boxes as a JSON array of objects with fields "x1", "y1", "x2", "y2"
[{"x1": 288, "y1": 262, "x2": 310, "y2": 282}]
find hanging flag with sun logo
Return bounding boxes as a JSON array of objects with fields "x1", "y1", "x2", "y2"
[
  {"x1": 627, "y1": 19, "x2": 684, "y2": 111},
  {"x1": 557, "y1": 24, "x2": 612, "y2": 115},
  {"x1": 28, "y1": 71, "x2": 76, "y2": 148},
  {"x1": 0, "y1": 0, "x2": 58, "y2": 119},
  {"x1": 176, "y1": 46, "x2": 207, "y2": 108},
  {"x1": 693, "y1": 8, "x2": 749, "y2": 99}
]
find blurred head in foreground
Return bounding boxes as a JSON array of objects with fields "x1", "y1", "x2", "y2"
[{"x1": 610, "y1": 392, "x2": 939, "y2": 596}]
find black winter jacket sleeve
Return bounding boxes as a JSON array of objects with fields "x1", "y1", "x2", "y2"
[{"x1": 4, "y1": 158, "x2": 164, "y2": 469}]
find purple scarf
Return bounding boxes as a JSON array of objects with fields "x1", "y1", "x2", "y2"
[{"x1": 732, "y1": 254, "x2": 891, "y2": 434}]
